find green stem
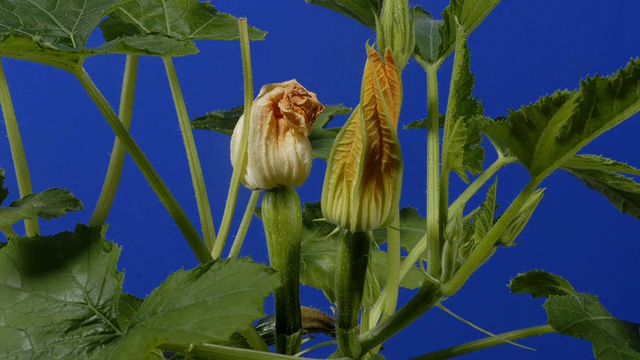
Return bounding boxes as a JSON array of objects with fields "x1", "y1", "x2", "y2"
[
  {"x1": 75, "y1": 68, "x2": 211, "y2": 264},
  {"x1": 442, "y1": 179, "x2": 540, "y2": 295},
  {"x1": 0, "y1": 58, "x2": 38, "y2": 236},
  {"x1": 228, "y1": 189, "x2": 261, "y2": 258},
  {"x1": 295, "y1": 341, "x2": 338, "y2": 357},
  {"x1": 240, "y1": 325, "x2": 271, "y2": 353},
  {"x1": 1, "y1": 225, "x2": 17, "y2": 239},
  {"x1": 161, "y1": 343, "x2": 345, "y2": 360},
  {"x1": 384, "y1": 214, "x2": 401, "y2": 317},
  {"x1": 359, "y1": 278, "x2": 442, "y2": 355},
  {"x1": 370, "y1": 233, "x2": 428, "y2": 326},
  {"x1": 449, "y1": 155, "x2": 516, "y2": 213},
  {"x1": 425, "y1": 65, "x2": 441, "y2": 277},
  {"x1": 336, "y1": 230, "x2": 371, "y2": 359},
  {"x1": 411, "y1": 325, "x2": 554, "y2": 360},
  {"x1": 163, "y1": 57, "x2": 217, "y2": 248},
  {"x1": 212, "y1": 18, "x2": 254, "y2": 259},
  {"x1": 89, "y1": 55, "x2": 139, "y2": 226}
]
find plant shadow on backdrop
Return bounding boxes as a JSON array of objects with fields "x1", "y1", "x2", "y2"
[{"x1": 0, "y1": 0, "x2": 639, "y2": 359}]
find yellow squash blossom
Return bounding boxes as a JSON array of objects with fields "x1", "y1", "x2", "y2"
[
  {"x1": 230, "y1": 80, "x2": 325, "y2": 190},
  {"x1": 322, "y1": 45, "x2": 403, "y2": 232}
]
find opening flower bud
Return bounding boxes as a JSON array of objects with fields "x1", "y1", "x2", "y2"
[
  {"x1": 377, "y1": 0, "x2": 414, "y2": 70},
  {"x1": 230, "y1": 80, "x2": 325, "y2": 190},
  {"x1": 322, "y1": 46, "x2": 403, "y2": 232}
]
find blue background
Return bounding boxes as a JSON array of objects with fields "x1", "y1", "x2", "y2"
[{"x1": 1, "y1": 1, "x2": 640, "y2": 359}]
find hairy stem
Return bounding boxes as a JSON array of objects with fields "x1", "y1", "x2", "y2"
[
  {"x1": 384, "y1": 214, "x2": 401, "y2": 317},
  {"x1": 411, "y1": 325, "x2": 554, "y2": 360},
  {"x1": 161, "y1": 343, "x2": 343, "y2": 360},
  {"x1": 212, "y1": 18, "x2": 254, "y2": 259},
  {"x1": 426, "y1": 65, "x2": 441, "y2": 277},
  {"x1": 0, "y1": 58, "x2": 38, "y2": 236},
  {"x1": 163, "y1": 56, "x2": 217, "y2": 248},
  {"x1": 89, "y1": 55, "x2": 139, "y2": 226},
  {"x1": 239, "y1": 325, "x2": 271, "y2": 353},
  {"x1": 76, "y1": 68, "x2": 211, "y2": 264},
  {"x1": 228, "y1": 189, "x2": 261, "y2": 258}
]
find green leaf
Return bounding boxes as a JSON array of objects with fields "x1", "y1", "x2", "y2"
[
  {"x1": 497, "y1": 188, "x2": 544, "y2": 246},
  {"x1": 484, "y1": 59, "x2": 640, "y2": 180},
  {"x1": 373, "y1": 207, "x2": 425, "y2": 253},
  {"x1": 441, "y1": 25, "x2": 485, "y2": 182},
  {"x1": 562, "y1": 155, "x2": 640, "y2": 220},
  {"x1": 305, "y1": 0, "x2": 383, "y2": 29},
  {"x1": 117, "y1": 294, "x2": 143, "y2": 331},
  {"x1": 300, "y1": 203, "x2": 423, "y2": 303},
  {"x1": 0, "y1": 188, "x2": 83, "y2": 227},
  {"x1": 412, "y1": 7, "x2": 442, "y2": 65},
  {"x1": 191, "y1": 105, "x2": 244, "y2": 135},
  {"x1": 191, "y1": 104, "x2": 351, "y2": 160},
  {"x1": 413, "y1": 0, "x2": 501, "y2": 65},
  {"x1": 458, "y1": 179, "x2": 497, "y2": 262},
  {"x1": 0, "y1": 224, "x2": 278, "y2": 359},
  {"x1": 403, "y1": 114, "x2": 446, "y2": 130},
  {"x1": 509, "y1": 270, "x2": 577, "y2": 298},
  {"x1": 0, "y1": 225, "x2": 124, "y2": 359},
  {"x1": 546, "y1": 295, "x2": 640, "y2": 360},
  {"x1": 100, "y1": 0, "x2": 267, "y2": 42},
  {"x1": 512, "y1": 270, "x2": 640, "y2": 359},
  {"x1": 104, "y1": 258, "x2": 279, "y2": 359}
]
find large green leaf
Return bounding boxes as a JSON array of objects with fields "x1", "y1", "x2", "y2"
[
  {"x1": 0, "y1": 188, "x2": 83, "y2": 228},
  {"x1": 511, "y1": 270, "x2": 640, "y2": 360},
  {"x1": 0, "y1": 224, "x2": 279, "y2": 359},
  {"x1": 191, "y1": 104, "x2": 351, "y2": 161},
  {"x1": 105, "y1": 258, "x2": 279, "y2": 359},
  {"x1": 441, "y1": 24, "x2": 484, "y2": 183},
  {"x1": 414, "y1": 0, "x2": 501, "y2": 65},
  {"x1": 305, "y1": 0, "x2": 382, "y2": 29},
  {"x1": 484, "y1": 59, "x2": 640, "y2": 180},
  {"x1": 300, "y1": 203, "x2": 424, "y2": 303},
  {"x1": 562, "y1": 154, "x2": 640, "y2": 220},
  {"x1": 0, "y1": 225, "x2": 123, "y2": 359},
  {"x1": 99, "y1": 0, "x2": 267, "y2": 42}
]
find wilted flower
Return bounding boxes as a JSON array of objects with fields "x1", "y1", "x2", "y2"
[
  {"x1": 230, "y1": 80, "x2": 325, "y2": 190},
  {"x1": 322, "y1": 45, "x2": 403, "y2": 232}
]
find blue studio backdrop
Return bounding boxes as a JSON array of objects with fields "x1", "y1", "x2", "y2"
[{"x1": 1, "y1": 1, "x2": 639, "y2": 359}]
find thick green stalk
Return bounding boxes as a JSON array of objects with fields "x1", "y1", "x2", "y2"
[
  {"x1": 262, "y1": 187, "x2": 303, "y2": 355},
  {"x1": 212, "y1": 18, "x2": 254, "y2": 259},
  {"x1": 336, "y1": 230, "x2": 371, "y2": 359},
  {"x1": 384, "y1": 214, "x2": 401, "y2": 317},
  {"x1": 425, "y1": 65, "x2": 441, "y2": 277},
  {"x1": 442, "y1": 179, "x2": 540, "y2": 295},
  {"x1": 75, "y1": 68, "x2": 211, "y2": 264},
  {"x1": 359, "y1": 278, "x2": 442, "y2": 355},
  {"x1": 89, "y1": 55, "x2": 139, "y2": 226},
  {"x1": 228, "y1": 189, "x2": 261, "y2": 258},
  {"x1": 411, "y1": 325, "x2": 554, "y2": 360},
  {"x1": 163, "y1": 57, "x2": 217, "y2": 248},
  {"x1": 0, "y1": 58, "x2": 38, "y2": 236}
]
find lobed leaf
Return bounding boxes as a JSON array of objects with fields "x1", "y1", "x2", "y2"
[
  {"x1": 0, "y1": 225, "x2": 123, "y2": 359},
  {"x1": 441, "y1": 24, "x2": 485, "y2": 182},
  {"x1": 304, "y1": 0, "x2": 383, "y2": 30},
  {"x1": 511, "y1": 270, "x2": 640, "y2": 359},
  {"x1": 0, "y1": 188, "x2": 83, "y2": 228},
  {"x1": 484, "y1": 59, "x2": 640, "y2": 180},
  {"x1": 562, "y1": 154, "x2": 640, "y2": 220}
]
